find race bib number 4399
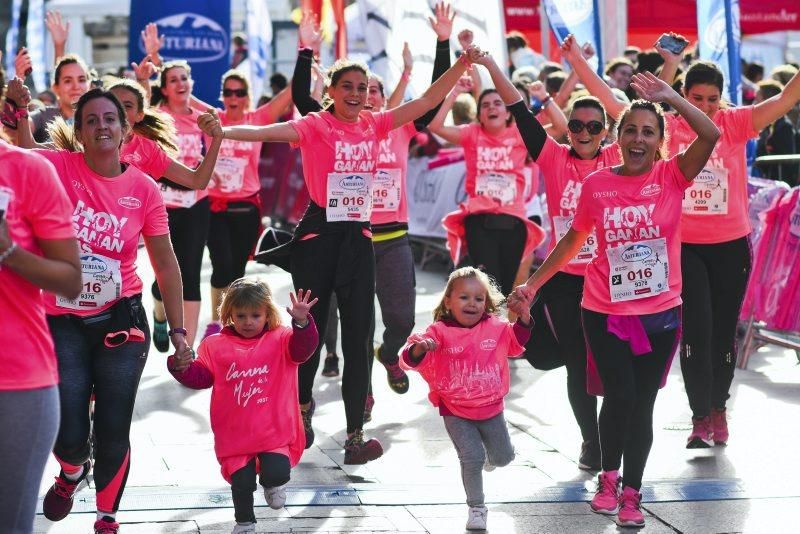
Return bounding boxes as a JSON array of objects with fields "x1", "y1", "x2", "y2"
[
  {"x1": 606, "y1": 238, "x2": 669, "y2": 303},
  {"x1": 682, "y1": 167, "x2": 728, "y2": 215},
  {"x1": 326, "y1": 172, "x2": 372, "y2": 222}
]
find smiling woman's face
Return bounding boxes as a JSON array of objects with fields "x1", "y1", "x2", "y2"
[
  {"x1": 568, "y1": 106, "x2": 607, "y2": 159},
  {"x1": 478, "y1": 91, "x2": 509, "y2": 131}
]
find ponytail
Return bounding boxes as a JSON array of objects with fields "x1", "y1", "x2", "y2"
[
  {"x1": 47, "y1": 117, "x2": 82, "y2": 152},
  {"x1": 132, "y1": 108, "x2": 179, "y2": 158}
]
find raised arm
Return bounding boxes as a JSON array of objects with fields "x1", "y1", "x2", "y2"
[
  {"x1": 532, "y1": 82, "x2": 568, "y2": 139},
  {"x1": 553, "y1": 41, "x2": 595, "y2": 108},
  {"x1": 162, "y1": 111, "x2": 223, "y2": 189},
  {"x1": 45, "y1": 11, "x2": 69, "y2": 62},
  {"x1": 4, "y1": 78, "x2": 49, "y2": 150},
  {"x1": 131, "y1": 55, "x2": 158, "y2": 104},
  {"x1": 387, "y1": 42, "x2": 414, "y2": 110},
  {"x1": 631, "y1": 72, "x2": 720, "y2": 180},
  {"x1": 752, "y1": 69, "x2": 800, "y2": 132},
  {"x1": 561, "y1": 34, "x2": 626, "y2": 120},
  {"x1": 292, "y1": 48, "x2": 323, "y2": 116},
  {"x1": 260, "y1": 86, "x2": 293, "y2": 123},
  {"x1": 426, "y1": 77, "x2": 471, "y2": 145},
  {"x1": 209, "y1": 114, "x2": 300, "y2": 144},
  {"x1": 411, "y1": 2, "x2": 455, "y2": 128},
  {"x1": 655, "y1": 33, "x2": 685, "y2": 86}
]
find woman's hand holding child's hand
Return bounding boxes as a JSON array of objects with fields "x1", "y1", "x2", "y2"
[
  {"x1": 507, "y1": 298, "x2": 532, "y2": 326},
  {"x1": 288, "y1": 289, "x2": 318, "y2": 327},
  {"x1": 168, "y1": 346, "x2": 194, "y2": 373}
]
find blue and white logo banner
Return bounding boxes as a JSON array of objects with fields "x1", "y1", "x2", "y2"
[
  {"x1": 129, "y1": 0, "x2": 231, "y2": 104},
  {"x1": 246, "y1": 0, "x2": 272, "y2": 97},
  {"x1": 5, "y1": 0, "x2": 23, "y2": 79},
  {"x1": 542, "y1": 0, "x2": 603, "y2": 74},
  {"x1": 697, "y1": 0, "x2": 742, "y2": 105},
  {"x1": 26, "y1": 0, "x2": 46, "y2": 92}
]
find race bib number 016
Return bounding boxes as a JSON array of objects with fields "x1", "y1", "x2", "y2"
[
  {"x1": 476, "y1": 173, "x2": 516, "y2": 206},
  {"x1": 553, "y1": 215, "x2": 597, "y2": 264},
  {"x1": 326, "y1": 172, "x2": 372, "y2": 222},
  {"x1": 56, "y1": 253, "x2": 122, "y2": 310},
  {"x1": 160, "y1": 184, "x2": 196, "y2": 209},
  {"x1": 212, "y1": 156, "x2": 247, "y2": 194},
  {"x1": 372, "y1": 169, "x2": 401, "y2": 212},
  {"x1": 682, "y1": 167, "x2": 728, "y2": 215},
  {"x1": 606, "y1": 238, "x2": 669, "y2": 303}
]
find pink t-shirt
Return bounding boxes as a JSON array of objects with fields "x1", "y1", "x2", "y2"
[
  {"x1": 194, "y1": 326, "x2": 304, "y2": 463},
  {"x1": 666, "y1": 107, "x2": 758, "y2": 244},
  {"x1": 537, "y1": 137, "x2": 621, "y2": 276},
  {"x1": 572, "y1": 157, "x2": 691, "y2": 315},
  {"x1": 400, "y1": 315, "x2": 524, "y2": 420},
  {"x1": 36, "y1": 150, "x2": 169, "y2": 317},
  {"x1": 0, "y1": 143, "x2": 74, "y2": 390},
  {"x1": 120, "y1": 134, "x2": 172, "y2": 181},
  {"x1": 159, "y1": 107, "x2": 209, "y2": 208},
  {"x1": 212, "y1": 104, "x2": 276, "y2": 199},
  {"x1": 372, "y1": 122, "x2": 416, "y2": 226},
  {"x1": 459, "y1": 123, "x2": 529, "y2": 209},
  {"x1": 289, "y1": 110, "x2": 394, "y2": 214}
]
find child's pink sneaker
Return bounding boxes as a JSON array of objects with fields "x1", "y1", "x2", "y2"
[
  {"x1": 686, "y1": 416, "x2": 714, "y2": 448},
  {"x1": 712, "y1": 408, "x2": 728, "y2": 445},
  {"x1": 616, "y1": 486, "x2": 645, "y2": 527},
  {"x1": 590, "y1": 471, "x2": 620, "y2": 515}
]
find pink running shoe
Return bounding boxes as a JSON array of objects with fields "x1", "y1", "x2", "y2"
[
  {"x1": 93, "y1": 516, "x2": 120, "y2": 534},
  {"x1": 711, "y1": 408, "x2": 728, "y2": 445},
  {"x1": 617, "y1": 486, "x2": 645, "y2": 527},
  {"x1": 203, "y1": 322, "x2": 222, "y2": 339},
  {"x1": 686, "y1": 416, "x2": 714, "y2": 448},
  {"x1": 590, "y1": 471, "x2": 620, "y2": 515}
]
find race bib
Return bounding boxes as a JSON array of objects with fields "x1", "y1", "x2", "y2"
[
  {"x1": 606, "y1": 238, "x2": 669, "y2": 303},
  {"x1": 57, "y1": 253, "x2": 122, "y2": 310},
  {"x1": 553, "y1": 215, "x2": 597, "y2": 264},
  {"x1": 371, "y1": 169, "x2": 401, "y2": 213},
  {"x1": 159, "y1": 183, "x2": 196, "y2": 209},
  {"x1": 326, "y1": 172, "x2": 372, "y2": 222},
  {"x1": 476, "y1": 173, "x2": 517, "y2": 206},
  {"x1": 682, "y1": 168, "x2": 728, "y2": 215},
  {"x1": 213, "y1": 156, "x2": 247, "y2": 194}
]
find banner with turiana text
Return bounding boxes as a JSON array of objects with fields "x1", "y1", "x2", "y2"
[
  {"x1": 129, "y1": 0, "x2": 231, "y2": 104},
  {"x1": 697, "y1": 0, "x2": 742, "y2": 105}
]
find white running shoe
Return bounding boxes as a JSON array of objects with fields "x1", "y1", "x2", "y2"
[
  {"x1": 264, "y1": 485, "x2": 287, "y2": 509},
  {"x1": 231, "y1": 522, "x2": 256, "y2": 534},
  {"x1": 465, "y1": 505, "x2": 488, "y2": 530}
]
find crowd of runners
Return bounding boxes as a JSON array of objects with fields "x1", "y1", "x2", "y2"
[{"x1": 2, "y1": 3, "x2": 800, "y2": 533}]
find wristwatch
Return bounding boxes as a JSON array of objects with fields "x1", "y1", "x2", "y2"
[{"x1": 168, "y1": 327, "x2": 188, "y2": 336}]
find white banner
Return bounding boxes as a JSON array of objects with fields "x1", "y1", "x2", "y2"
[
  {"x1": 246, "y1": 0, "x2": 273, "y2": 97},
  {"x1": 406, "y1": 158, "x2": 468, "y2": 239}
]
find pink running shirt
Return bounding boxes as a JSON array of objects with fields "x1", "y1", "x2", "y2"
[
  {"x1": 212, "y1": 104, "x2": 276, "y2": 199},
  {"x1": 36, "y1": 150, "x2": 169, "y2": 317},
  {"x1": 289, "y1": 110, "x2": 394, "y2": 219},
  {"x1": 666, "y1": 107, "x2": 757, "y2": 244},
  {"x1": 537, "y1": 137, "x2": 621, "y2": 276},
  {"x1": 0, "y1": 143, "x2": 74, "y2": 390},
  {"x1": 572, "y1": 157, "x2": 691, "y2": 315},
  {"x1": 159, "y1": 107, "x2": 209, "y2": 208},
  {"x1": 372, "y1": 122, "x2": 416, "y2": 226},
  {"x1": 120, "y1": 134, "x2": 172, "y2": 181}
]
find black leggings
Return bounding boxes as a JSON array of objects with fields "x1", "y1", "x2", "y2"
[
  {"x1": 207, "y1": 201, "x2": 261, "y2": 289},
  {"x1": 152, "y1": 197, "x2": 209, "y2": 302},
  {"x1": 47, "y1": 298, "x2": 150, "y2": 513},
  {"x1": 539, "y1": 272, "x2": 598, "y2": 445},
  {"x1": 290, "y1": 232, "x2": 375, "y2": 433},
  {"x1": 464, "y1": 214, "x2": 527, "y2": 296},
  {"x1": 582, "y1": 308, "x2": 678, "y2": 491},
  {"x1": 680, "y1": 237, "x2": 752, "y2": 417},
  {"x1": 230, "y1": 453, "x2": 290, "y2": 523}
]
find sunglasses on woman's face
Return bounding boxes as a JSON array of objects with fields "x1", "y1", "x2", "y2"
[
  {"x1": 568, "y1": 119, "x2": 604, "y2": 135},
  {"x1": 222, "y1": 88, "x2": 248, "y2": 98}
]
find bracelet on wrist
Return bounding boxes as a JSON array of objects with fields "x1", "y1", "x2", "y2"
[
  {"x1": 458, "y1": 53, "x2": 472, "y2": 69},
  {"x1": 0, "y1": 242, "x2": 19, "y2": 268}
]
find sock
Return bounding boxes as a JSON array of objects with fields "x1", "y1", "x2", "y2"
[
  {"x1": 97, "y1": 511, "x2": 116, "y2": 521},
  {"x1": 63, "y1": 465, "x2": 84, "y2": 481}
]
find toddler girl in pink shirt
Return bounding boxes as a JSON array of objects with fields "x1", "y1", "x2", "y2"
[{"x1": 400, "y1": 267, "x2": 532, "y2": 531}]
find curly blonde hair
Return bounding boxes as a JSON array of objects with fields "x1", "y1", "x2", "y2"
[
  {"x1": 218, "y1": 277, "x2": 282, "y2": 330},
  {"x1": 432, "y1": 267, "x2": 504, "y2": 322}
]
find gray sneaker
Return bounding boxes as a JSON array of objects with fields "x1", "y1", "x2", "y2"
[
  {"x1": 466, "y1": 505, "x2": 488, "y2": 530},
  {"x1": 231, "y1": 522, "x2": 256, "y2": 534},
  {"x1": 264, "y1": 485, "x2": 287, "y2": 509}
]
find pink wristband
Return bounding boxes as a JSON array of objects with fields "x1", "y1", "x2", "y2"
[
  {"x1": 458, "y1": 53, "x2": 472, "y2": 70},
  {"x1": 401, "y1": 70, "x2": 411, "y2": 82}
]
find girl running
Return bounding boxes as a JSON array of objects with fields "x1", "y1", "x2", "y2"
[
  {"x1": 198, "y1": 43, "x2": 479, "y2": 464},
  {"x1": 478, "y1": 35, "x2": 620, "y2": 471},
  {"x1": 400, "y1": 267, "x2": 533, "y2": 531},
  {"x1": 168, "y1": 279, "x2": 318, "y2": 534},
  {"x1": 510, "y1": 66, "x2": 719, "y2": 527}
]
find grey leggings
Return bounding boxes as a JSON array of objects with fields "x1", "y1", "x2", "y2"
[
  {"x1": 443, "y1": 412, "x2": 515, "y2": 507},
  {"x1": 0, "y1": 386, "x2": 60, "y2": 534}
]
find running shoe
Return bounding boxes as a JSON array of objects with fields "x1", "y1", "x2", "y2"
[
  {"x1": 231, "y1": 523, "x2": 256, "y2": 534},
  {"x1": 152, "y1": 316, "x2": 169, "y2": 353},
  {"x1": 264, "y1": 485, "x2": 287, "y2": 509},
  {"x1": 321, "y1": 354, "x2": 340, "y2": 377},
  {"x1": 363, "y1": 394, "x2": 375, "y2": 423},
  {"x1": 343, "y1": 429, "x2": 383, "y2": 464},
  {"x1": 616, "y1": 486, "x2": 645, "y2": 527},
  {"x1": 301, "y1": 398, "x2": 315, "y2": 449},
  {"x1": 376, "y1": 346, "x2": 409, "y2": 394},
  {"x1": 42, "y1": 460, "x2": 91, "y2": 521},
  {"x1": 711, "y1": 408, "x2": 729, "y2": 445},
  {"x1": 465, "y1": 505, "x2": 488, "y2": 530},
  {"x1": 93, "y1": 516, "x2": 120, "y2": 534},
  {"x1": 203, "y1": 322, "x2": 222, "y2": 339},
  {"x1": 686, "y1": 416, "x2": 714, "y2": 448},
  {"x1": 578, "y1": 440, "x2": 601, "y2": 471},
  {"x1": 590, "y1": 471, "x2": 620, "y2": 515}
]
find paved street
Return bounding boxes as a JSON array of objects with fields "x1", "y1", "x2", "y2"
[{"x1": 32, "y1": 247, "x2": 800, "y2": 533}]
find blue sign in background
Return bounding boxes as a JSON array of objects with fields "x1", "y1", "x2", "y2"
[
  {"x1": 543, "y1": 0, "x2": 604, "y2": 75},
  {"x1": 697, "y1": 0, "x2": 741, "y2": 105},
  {"x1": 129, "y1": 0, "x2": 231, "y2": 105}
]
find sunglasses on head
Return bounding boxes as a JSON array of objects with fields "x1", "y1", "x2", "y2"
[
  {"x1": 222, "y1": 88, "x2": 248, "y2": 98},
  {"x1": 568, "y1": 119, "x2": 604, "y2": 135}
]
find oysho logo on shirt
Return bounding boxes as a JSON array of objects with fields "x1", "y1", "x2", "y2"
[
  {"x1": 443, "y1": 346, "x2": 465, "y2": 355},
  {"x1": 640, "y1": 184, "x2": 662, "y2": 197},
  {"x1": 118, "y1": 196, "x2": 142, "y2": 209},
  {"x1": 593, "y1": 190, "x2": 618, "y2": 199},
  {"x1": 480, "y1": 339, "x2": 498, "y2": 351}
]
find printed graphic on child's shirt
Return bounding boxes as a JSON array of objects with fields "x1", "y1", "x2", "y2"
[
  {"x1": 438, "y1": 351, "x2": 502, "y2": 399},
  {"x1": 225, "y1": 359, "x2": 271, "y2": 408}
]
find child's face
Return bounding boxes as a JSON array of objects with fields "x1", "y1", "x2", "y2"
[
  {"x1": 231, "y1": 306, "x2": 268, "y2": 338},
  {"x1": 444, "y1": 277, "x2": 488, "y2": 327}
]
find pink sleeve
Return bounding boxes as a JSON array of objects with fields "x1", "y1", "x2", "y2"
[
  {"x1": 403, "y1": 121, "x2": 417, "y2": 140},
  {"x1": 512, "y1": 319, "x2": 532, "y2": 347},
  {"x1": 288, "y1": 114, "x2": 315, "y2": 148},
  {"x1": 665, "y1": 156, "x2": 692, "y2": 190},
  {"x1": 142, "y1": 141, "x2": 172, "y2": 179},
  {"x1": 458, "y1": 123, "x2": 478, "y2": 150},
  {"x1": 400, "y1": 324, "x2": 440, "y2": 370},
  {"x1": 250, "y1": 103, "x2": 276, "y2": 126},
  {"x1": 169, "y1": 359, "x2": 214, "y2": 389},
  {"x1": 288, "y1": 315, "x2": 319, "y2": 364},
  {"x1": 32, "y1": 149, "x2": 68, "y2": 180},
  {"x1": 571, "y1": 177, "x2": 595, "y2": 233},
  {"x1": 25, "y1": 155, "x2": 75, "y2": 240},
  {"x1": 505, "y1": 321, "x2": 526, "y2": 359},
  {"x1": 722, "y1": 106, "x2": 758, "y2": 144},
  {"x1": 374, "y1": 111, "x2": 394, "y2": 140},
  {"x1": 140, "y1": 180, "x2": 169, "y2": 236}
]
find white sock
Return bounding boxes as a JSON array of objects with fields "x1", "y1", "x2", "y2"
[
  {"x1": 63, "y1": 466, "x2": 84, "y2": 481},
  {"x1": 97, "y1": 511, "x2": 116, "y2": 521}
]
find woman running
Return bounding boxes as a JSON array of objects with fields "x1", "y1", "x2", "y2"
[
  {"x1": 198, "y1": 43, "x2": 480, "y2": 464},
  {"x1": 509, "y1": 63, "x2": 719, "y2": 527}
]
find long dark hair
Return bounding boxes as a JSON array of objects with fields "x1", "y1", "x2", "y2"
[{"x1": 109, "y1": 79, "x2": 178, "y2": 156}]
